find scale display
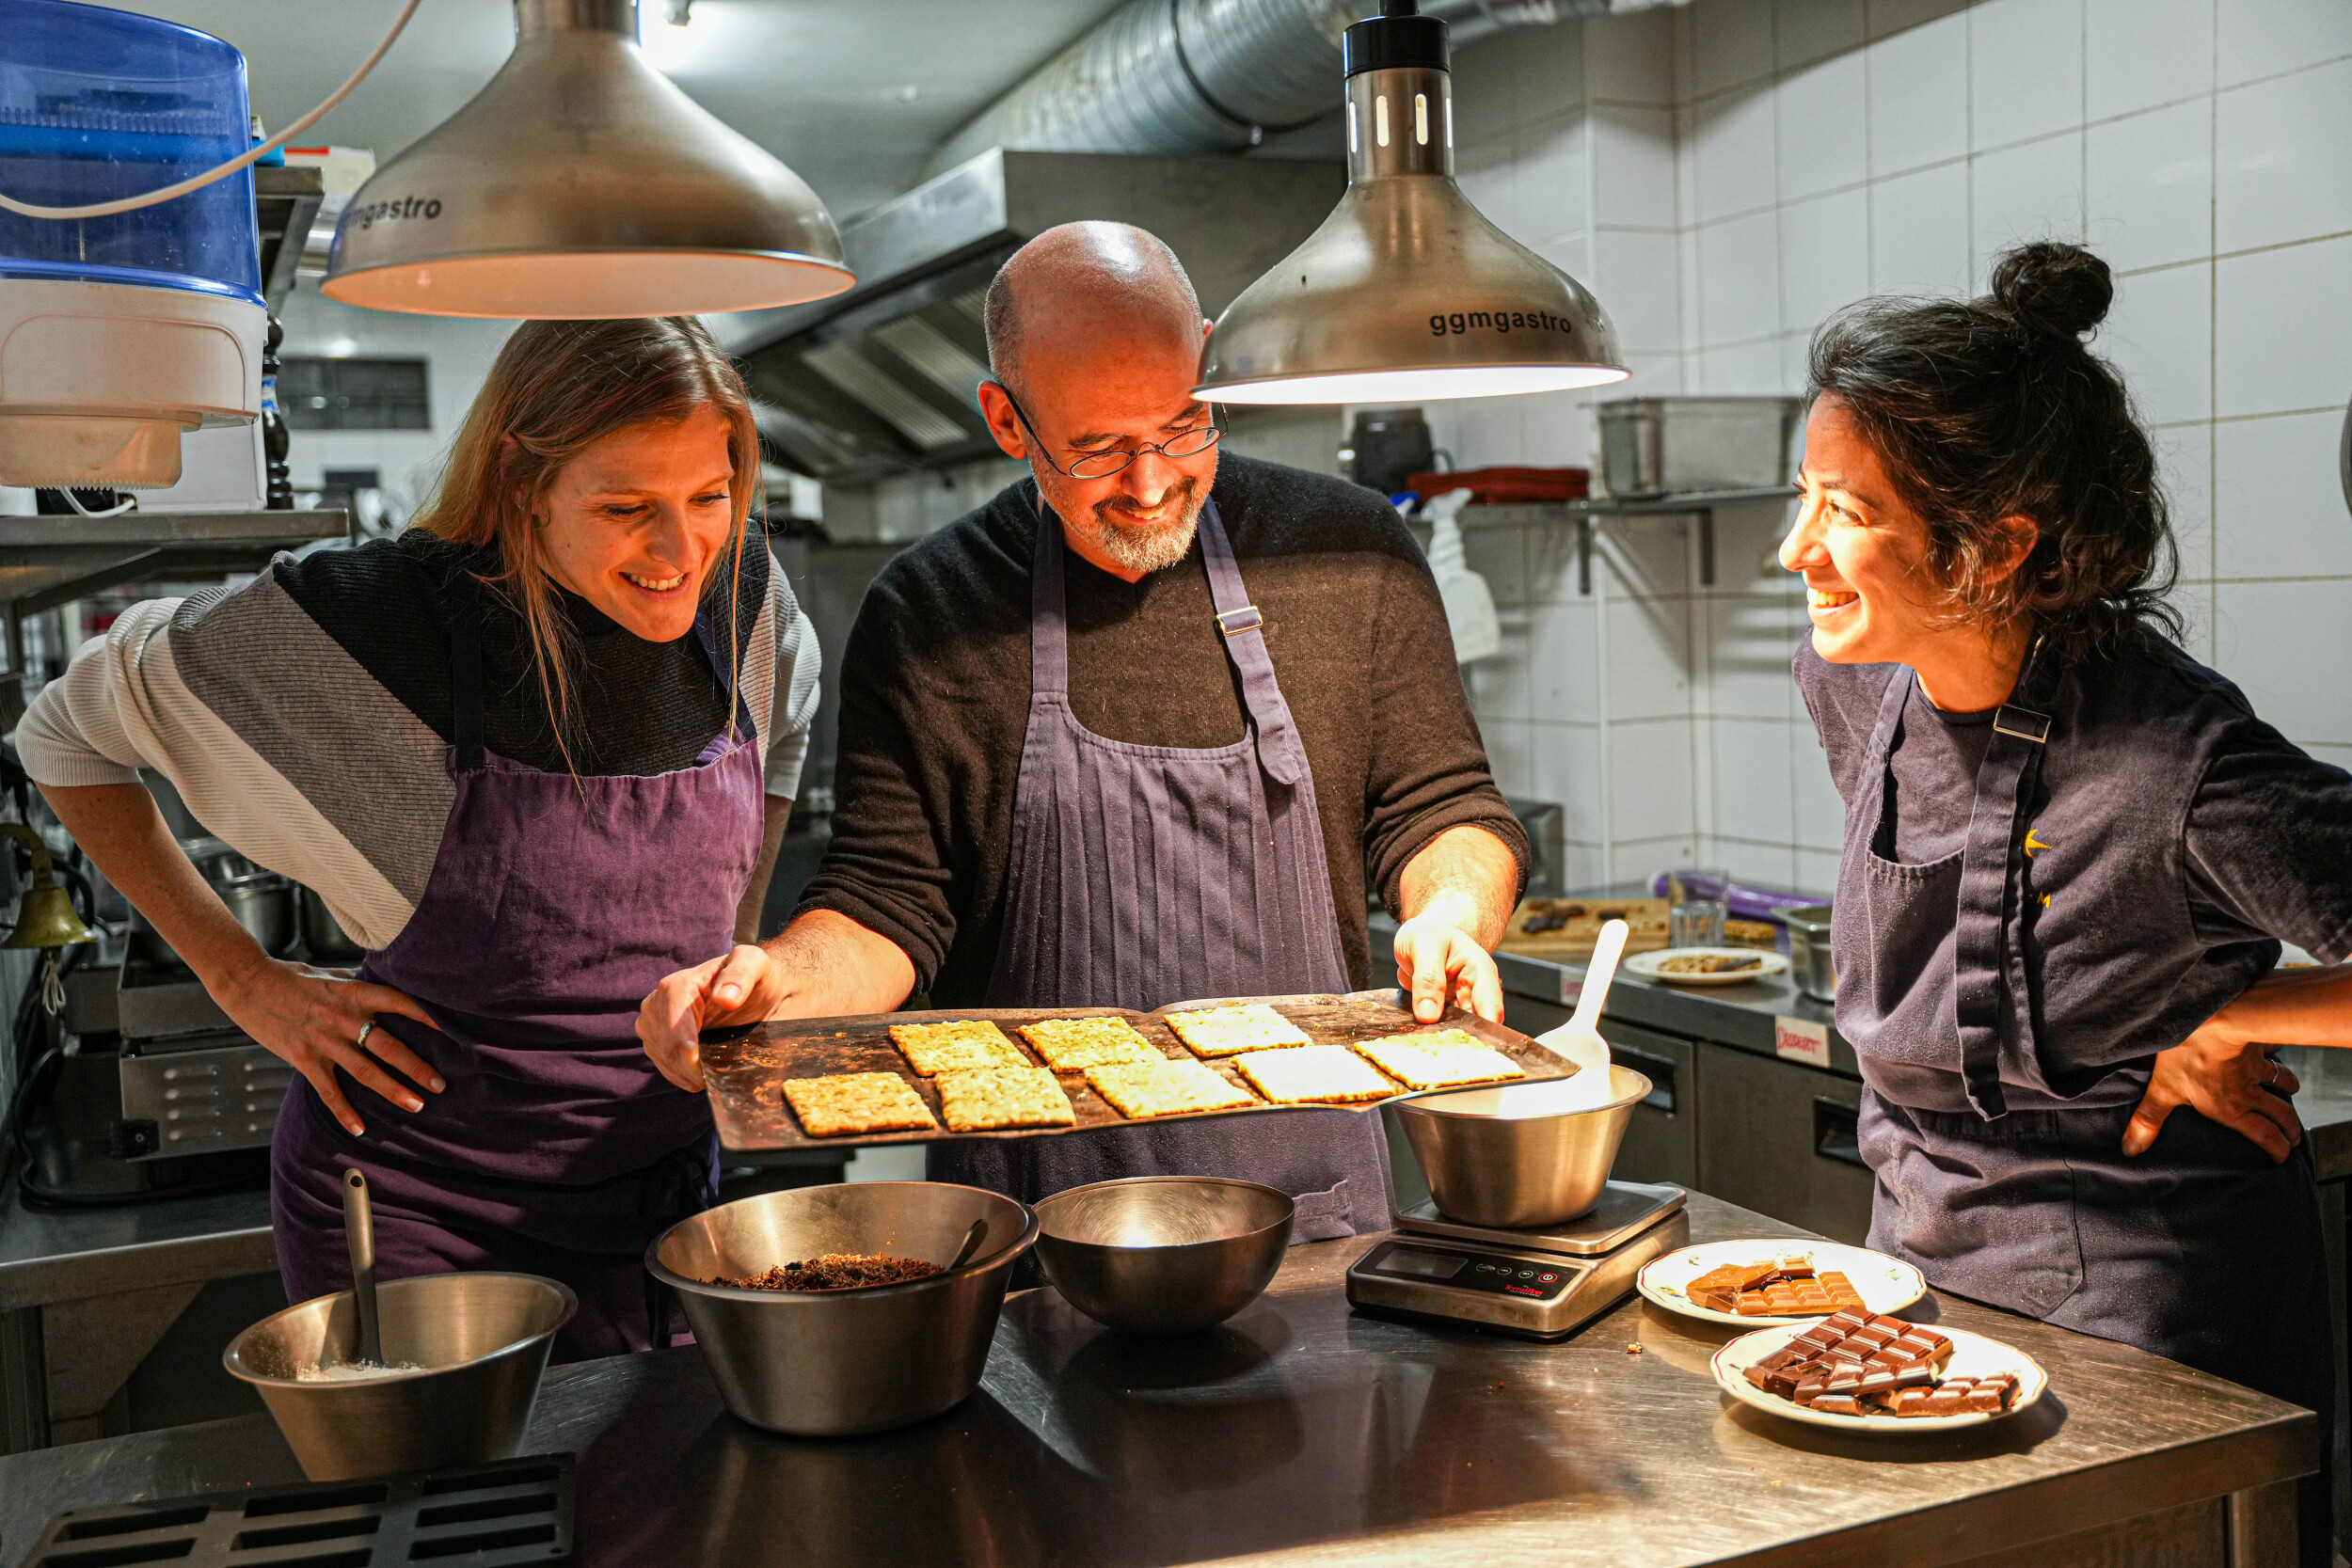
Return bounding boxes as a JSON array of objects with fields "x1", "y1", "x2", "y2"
[{"x1": 1346, "y1": 1181, "x2": 1691, "y2": 1340}]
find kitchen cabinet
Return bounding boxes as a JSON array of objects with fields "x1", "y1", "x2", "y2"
[{"x1": 1693, "y1": 1039, "x2": 1876, "y2": 1244}]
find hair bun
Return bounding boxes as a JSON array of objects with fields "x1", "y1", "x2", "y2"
[{"x1": 1991, "y1": 242, "x2": 2113, "y2": 341}]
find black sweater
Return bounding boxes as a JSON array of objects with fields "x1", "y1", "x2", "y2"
[{"x1": 798, "y1": 454, "x2": 1529, "y2": 1004}]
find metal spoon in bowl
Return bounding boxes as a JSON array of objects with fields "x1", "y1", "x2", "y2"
[
  {"x1": 342, "y1": 1168, "x2": 383, "y2": 1365},
  {"x1": 946, "y1": 1216, "x2": 989, "y2": 1273}
]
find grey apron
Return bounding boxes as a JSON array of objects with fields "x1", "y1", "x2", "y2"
[
  {"x1": 1834, "y1": 654, "x2": 2332, "y2": 1563},
  {"x1": 927, "y1": 495, "x2": 1391, "y2": 1242}
]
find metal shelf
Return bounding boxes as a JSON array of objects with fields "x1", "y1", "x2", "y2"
[
  {"x1": 1454, "y1": 487, "x2": 1795, "y2": 594},
  {"x1": 0, "y1": 508, "x2": 351, "y2": 619}
]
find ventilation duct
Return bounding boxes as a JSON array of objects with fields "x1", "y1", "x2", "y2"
[{"x1": 926, "y1": 0, "x2": 1686, "y2": 180}]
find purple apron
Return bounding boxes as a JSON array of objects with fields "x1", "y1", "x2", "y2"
[
  {"x1": 270, "y1": 570, "x2": 761, "y2": 1361},
  {"x1": 1832, "y1": 655, "x2": 2332, "y2": 1562},
  {"x1": 929, "y1": 495, "x2": 1391, "y2": 1242}
]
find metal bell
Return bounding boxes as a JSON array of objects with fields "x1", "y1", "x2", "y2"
[{"x1": 2, "y1": 822, "x2": 98, "y2": 949}]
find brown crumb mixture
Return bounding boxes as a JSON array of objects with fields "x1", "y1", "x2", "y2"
[{"x1": 711, "y1": 1253, "x2": 945, "y2": 1291}]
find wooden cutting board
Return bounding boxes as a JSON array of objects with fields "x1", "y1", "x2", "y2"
[
  {"x1": 699, "y1": 990, "x2": 1574, "y2": 1152},
  {"x1": 1496, "y1": 895, "x2": 1672, "y2": 960}
]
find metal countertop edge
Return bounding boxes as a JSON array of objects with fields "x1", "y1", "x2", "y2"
[
  {"x1": 1716, "y1": 1412, "x2": 2318, "y2": 1568},
  {"x1": 0, "y1": 1219, "x2": 277, "y2": 1314}
]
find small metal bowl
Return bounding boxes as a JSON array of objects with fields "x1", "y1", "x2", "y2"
[
  {"x1": 1033, "y1": 1176, "x2": 1294, "y2": 1337},
  {"x1": 224, "y1": 1271, "x2": 576, "y2": 1481},
  {"x1": 1384, "y1": 1066, "x2": 1653, "y2": 1228},
  {"x1": 648, "y1": 1181, "x2": 1036, "y2": 1437}
]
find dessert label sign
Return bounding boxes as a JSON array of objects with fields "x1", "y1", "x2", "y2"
[{"x1": 1774, "y1": 1016, "x2": 1833, "y2": 1069}]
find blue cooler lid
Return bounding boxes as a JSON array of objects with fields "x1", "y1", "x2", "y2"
[{"x1": 0, "y1": 0, "x2": 262, "y2": 305}]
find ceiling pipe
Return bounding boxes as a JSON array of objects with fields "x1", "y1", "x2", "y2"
[{"x1": 923, "y1": 0, "x2": 1685, "y2": 181}]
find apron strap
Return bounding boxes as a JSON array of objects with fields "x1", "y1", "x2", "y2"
[
  {"x1": 1950, "y1": 643, "x2": 2058, "y2": 1122},
  {"x1": 445, "y1": 568, "x2": 486, "y2": 771},
  {"x1": 1025, "y1": 484, "x2": 1072, "y2": 699},
  {"x1": 687, "y1": 575, "x2": 760, "y2": 743},
  {"x1": 1197, "y1": 499, "x2": 1306, "y2": 787}
]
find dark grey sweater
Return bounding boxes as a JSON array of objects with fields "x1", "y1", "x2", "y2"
[{"x1": 800, "y1": 455, "x2": 1529, "y2": 1003}]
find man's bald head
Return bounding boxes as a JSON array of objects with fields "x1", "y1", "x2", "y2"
[{"x1": 983, "y1": 221, "x2": 1204, "y2": 391}]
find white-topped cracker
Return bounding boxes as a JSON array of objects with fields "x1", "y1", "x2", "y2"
[
  {"x1": 1351, "y1": 1030, "x2": 1527, "y2": 1091},
  {"x1": 1233, "y1": 1045, "x2": 1398, "y2": 1105},
  {"x1": 1163, "y1": 1003, "x2": 1312, "y2": 1057},
  {"x1": 1086, "y1": 1057, "x2": 1259, "y2": 1119},
  {"x1": 936, "y1": 1067, "x2": 1077, "y2": 1132}
]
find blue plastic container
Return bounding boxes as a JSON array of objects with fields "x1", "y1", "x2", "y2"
[{"x1": 0, "y1": 0, "x2": 262, "y2": 304}]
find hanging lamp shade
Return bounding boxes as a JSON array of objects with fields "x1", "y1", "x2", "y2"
[
  {"x1": 1195, "y1": 2, "x2": 1625, "y2": 404},
  {"x1": 323, "y1": 0, "x2": 852, "y2": 319}
]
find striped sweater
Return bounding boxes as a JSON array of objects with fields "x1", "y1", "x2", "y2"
[{"x1": 17, "y1": 530, "x2": 818, "y2": 952}]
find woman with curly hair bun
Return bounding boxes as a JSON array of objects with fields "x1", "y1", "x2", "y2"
[{"x1": 1784, "y1": 241, "x2": 2351, "y2": 1562}]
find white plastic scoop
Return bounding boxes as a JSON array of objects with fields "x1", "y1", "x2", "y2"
[{"x1": 1531, "y1": 917, "x2": 1629, "y2": 1109}]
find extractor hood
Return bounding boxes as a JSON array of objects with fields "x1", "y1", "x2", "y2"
[{"x1": 712, "y1": 148, "x2": 1343, "y2": 484}]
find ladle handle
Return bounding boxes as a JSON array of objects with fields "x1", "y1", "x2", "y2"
[
  {"x1": 343, "y1": 1168, "x2": 382, "y2": 1365},
  {"x1": 1568, "y1": 918, "x2": 1629, "y2": 1037}
]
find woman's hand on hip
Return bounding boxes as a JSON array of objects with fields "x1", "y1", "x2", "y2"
[
  {"x1": 638, "y1": 944, "x2": 787, "y2": 1094},
  {"x1": 2124, "y1": 1022, "x2": 2302, "y2": 1163},
  {"x1": 212, "y1": 958, "x2": 445, "y2": 1138},
  {"x1": 1392, "y1": 911, "x2": 1505, "y2": 1023}
]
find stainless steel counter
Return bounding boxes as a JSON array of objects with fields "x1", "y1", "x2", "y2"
[{"x1": 0, "y1": 1192, "x2": 2313, "y2": 1567}]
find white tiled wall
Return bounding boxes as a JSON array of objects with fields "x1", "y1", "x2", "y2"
[{"x1": 1437, "y1": 0, "x2": 2352, "y2": 896}]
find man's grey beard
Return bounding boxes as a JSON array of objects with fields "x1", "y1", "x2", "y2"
[{"x1": 1091, "y1": 479, "x2": 1203, "y2": 574}]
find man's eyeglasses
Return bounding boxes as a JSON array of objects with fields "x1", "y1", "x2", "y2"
[{"x1": 991, "y1": 382, "x2": 1222, "y2": 481}]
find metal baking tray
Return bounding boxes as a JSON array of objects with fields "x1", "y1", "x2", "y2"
[{"x1": 700, "y1": 990, "x2": 1577, "y2": 1151}]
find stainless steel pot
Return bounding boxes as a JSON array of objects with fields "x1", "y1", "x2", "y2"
[
  {"x1": 1385, "y1": 1067, "x2": 1653, "y2": 1228},
  {"x1": 1782, "y1": 905, "x2": 1836, "y2": 1003},
  {"x1": 1597, "y1": 395, "x2": 1800, "y2": 499},
  {"x1": 223, "y1": 1271, "x2": 576, "y2": 1481},
  {"x1": 129, "y1": 869, "x2": 298, "y2": 968},
  {"x1": 300, "y1": 885, "x2": 366, "y2": 961},
  {"x1": 648, "y1": 1181, "x2": 1036, "y2": 1437},
  {"x1": 1033, "y1": 1177, "x2": 1292, "y2": 1336}
]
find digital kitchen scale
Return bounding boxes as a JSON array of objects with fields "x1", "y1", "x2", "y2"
[{"x1": 1346, "y1": 1180, "x2": 1691, "y2": 1340}]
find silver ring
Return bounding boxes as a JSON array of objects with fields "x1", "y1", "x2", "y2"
[
  {"x1": 2267, "y1": 1055, "x2": 2282, "y2": 1087},
  {"x1": 356, "y1": 1021, "x2": 376, "y2": 1052}
]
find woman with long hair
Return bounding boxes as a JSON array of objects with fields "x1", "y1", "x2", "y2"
[
  {"x1": 1784, "y1": 241, "x2": 2352, "y2": 1561},
  {"x1": 20, "y1": 316, "x2": 819, "y2": 1359}
]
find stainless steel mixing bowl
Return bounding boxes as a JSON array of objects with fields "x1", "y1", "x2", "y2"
[
  {"x1": 223, "y1": 1271, "x2": 575, "y2": 1481},
  {"x1": 1385, "y1": 1066, "x2": 1654, "y2": 1227},
  {"x1": 1033, "y1": 1176, "x2": 1294, "y2": 1336},
  {"x1": 648, "y1": 1181, "x2": 1036, "y2": 1437}
]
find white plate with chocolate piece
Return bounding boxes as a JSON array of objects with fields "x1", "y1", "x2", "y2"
[
  {"x1": 1712, "y1": 1309, "x2": 2048, "y2": 1432},
  {"x1": 1639, "y1": 1239, "x2": 1925, "y2": 1325},
  {"x1": 1625, "y1": 947, "x2": 1789, "y2": 986}
]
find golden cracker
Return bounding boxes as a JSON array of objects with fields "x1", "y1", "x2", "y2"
[
  {"x1": 782, "y1": 1071, "x2": 937, "y2": 1138},
  {"x1": 1163, "y1": 1003, "x2": 1312, "y2": 1057},
  {"x1": 1085, "y1": 1057, "x2": 1258, "y2": 1119},
  {"x1": 1351, "y1": 1031, "x2": 1527, "y2": 1091},
  {"x1": 1233, "y1": 1045, "x2": 1397, "y2": 1104},
  {"x1": 1016, "y1": 1015, "x2": 1163, "y2": 1071},
  {"x1": 887, "y1": 1019, "x2": 1030, "y2": 1076},
  {"x1": 936, "y1": 1066, "x2": 1077, "y2": 1132}
]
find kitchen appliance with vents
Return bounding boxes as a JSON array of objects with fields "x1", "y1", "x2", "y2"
[{"x1": 709, "y1": 149, "x2": 1343, "y2": 487}]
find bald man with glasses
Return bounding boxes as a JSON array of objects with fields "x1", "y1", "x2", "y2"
[{"x1": 642, "y1": 221, "x2": 1527, "y2": 1239}]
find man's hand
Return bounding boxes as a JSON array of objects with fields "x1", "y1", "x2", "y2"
[
  {"x1": 637, "y1": 910, "x2": 920, "y2": 1094},
  {"x1": 637, "y1": 944, "x2": 792, "y2": 1094},
  {"x1": 1392, "y1": 823, "x2": 1519, "y2": 1022},
  {"x1": 1393, "y1": 911, "x2": 1503, "y2": 1022},
  {"x1": 2123, "y1": 1022, "x2": 2302, "y2": 1163}
]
